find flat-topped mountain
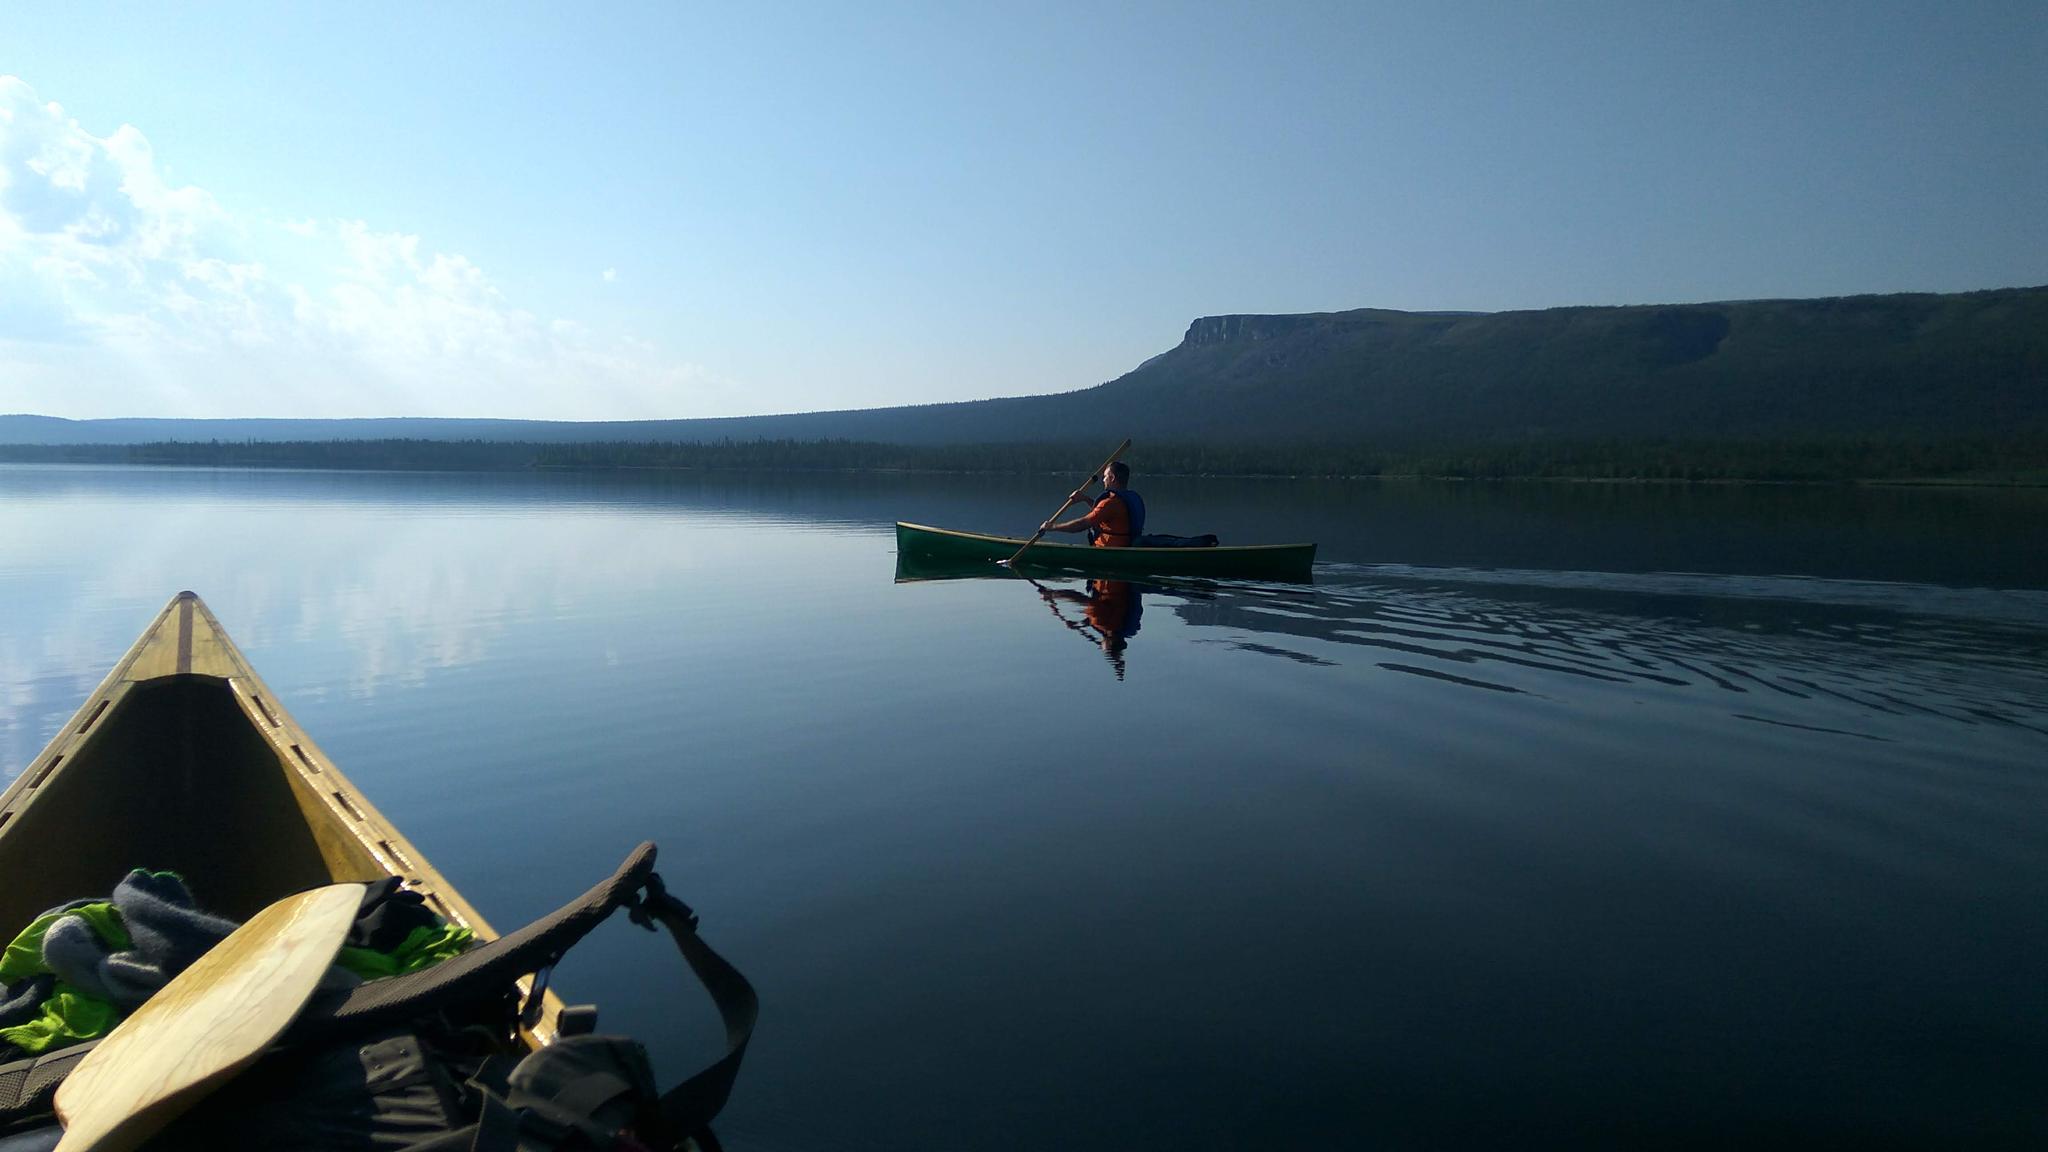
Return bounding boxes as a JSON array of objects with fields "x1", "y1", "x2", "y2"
[
  {"x1": 5, "y1": 285, "x2": 2043, "y2": 447},
  {"x1": 1044, "y1": 286, "x2": 2046, "y2": 445}
]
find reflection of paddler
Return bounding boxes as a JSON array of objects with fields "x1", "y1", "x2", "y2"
[
  {"x1": 1083, "y1": 579, "x2": 1139, "y2": 638},
  {"x1": 1039, "y1": 579, "x2": 1144, "y2": 678},
  {"x1": 1039, "y1": 462, "x2": 1146, "y2": 548}
]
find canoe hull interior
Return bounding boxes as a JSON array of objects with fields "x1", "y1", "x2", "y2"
[
  {"x1": 0, "y1": 591, "x2": 559, "y2": 1041},
  {"x1": 894, "y1": 521, "x2": 1316, "y2": 582},
  {"x1": 0, "y1": 676, "x2": 356, "y2": 935}
]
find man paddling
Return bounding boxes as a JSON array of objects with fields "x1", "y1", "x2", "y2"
[{"x1": 1039, "y1": 461, "x2": 1146, "y2": 548}]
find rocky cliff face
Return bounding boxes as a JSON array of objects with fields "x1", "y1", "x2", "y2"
[
  {"x1": 1179, "y1": 308, "x2": 1457, "y2": 348},
  {"x1": 1181, "y1": 313, "x2": 1337, "y2": 346}
]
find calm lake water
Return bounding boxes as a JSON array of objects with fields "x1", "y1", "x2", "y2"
[{"x1": 3, "y1": 464, "x2": 2046, "y2": 1147}]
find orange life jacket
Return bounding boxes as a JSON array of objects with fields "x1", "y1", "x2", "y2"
[{"x1": 1087, "y1": 492, "x2": 1136, "y2": 548}]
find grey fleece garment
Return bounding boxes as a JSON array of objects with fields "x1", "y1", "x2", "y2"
[
  {"x1": 40, "y1": 870, "x2": 357, "y2": 1010},
  {"x1": 40, "y1": 871, "x2": 238, "y2": 1008}
]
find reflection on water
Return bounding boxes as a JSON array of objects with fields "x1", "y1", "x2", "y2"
[
  {"x1": 896, "y1": 555, "x2": 1158, "y2": 680},
  {"x1": 12, "y1": 461, "x2": 2037, "y2": 761},
  {"x1": 0, "y1": 479, "x2": 757, "y2": 772},
  {"x1": 895, "y1": 557, "x2": 2048, "y2": 743},
  {"x1": 4, "y1": 465, "x2": 2048, "y2": 1145},
  {"x1": 1032, "y1": 579, "x2": 1146, "y2": 680}
]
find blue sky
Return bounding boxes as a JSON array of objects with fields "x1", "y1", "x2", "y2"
[{"x1": 2, "y1": 2, "x2": 2041, "y2": 420}]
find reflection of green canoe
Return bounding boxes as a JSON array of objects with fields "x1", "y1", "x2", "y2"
[{"x1": 895, "y1": 522, "x2": 1316, "y2": 582}]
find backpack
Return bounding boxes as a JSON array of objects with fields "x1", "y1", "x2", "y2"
[{"x1": 0, "y1": 844, "x2": 755, "y2": 1152}]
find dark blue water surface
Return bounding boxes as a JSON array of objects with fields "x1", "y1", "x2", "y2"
[{"x1": 2, "y1": 465, "x2": 2045, "y2": 1147}]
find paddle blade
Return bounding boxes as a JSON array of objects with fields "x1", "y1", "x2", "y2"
[{"x1": 54, "y1": 882, "x2": 365, "y2": 1152}]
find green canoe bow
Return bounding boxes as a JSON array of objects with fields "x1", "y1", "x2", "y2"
[{"x1": 895, "y1": 522, "x2": 1316, "y2": 582}]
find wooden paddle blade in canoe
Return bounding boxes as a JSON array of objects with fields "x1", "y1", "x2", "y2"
[{"x1": 53, "y1": 882, "x2": 366, "y2": 1152}]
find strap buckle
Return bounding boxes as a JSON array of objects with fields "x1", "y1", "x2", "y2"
[{"x1": 625, "y1": 872, "x2": 699, "y2": 934}]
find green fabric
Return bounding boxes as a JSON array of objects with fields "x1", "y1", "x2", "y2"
[
  {"x1": 0, "y1": 902, "x2": 131, "y2": 983},
  {"x1": 334, "y1": 923, "x2": 475, "y2": 981},
  {"x1": 67, "y1": 903, "x2": 131, "y2": 953},
  {"x1": 0, "y1": 982, "x2": 122, "y2": 1054},
  {"x1": 0, "y1": 873, "x2": 473, "y2": 1055}
]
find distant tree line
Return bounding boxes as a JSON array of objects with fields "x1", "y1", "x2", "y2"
[
  {"x1": 1, "y1": 436, "x2": 2043, "y2": 483},
  {"x1": 530, "y1": 436, "x2": 2048, "y2": 481},
  {"x1": 0, "y1": 439, "x2": 535, "y2": 470}
]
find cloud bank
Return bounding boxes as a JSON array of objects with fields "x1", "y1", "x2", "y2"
[{"x1": 0, "y1": 76, "x2": 716, "y2": 418}]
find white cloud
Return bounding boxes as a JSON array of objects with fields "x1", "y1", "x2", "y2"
[
  {"x1": 0, "y1": 76, "x2": 726, "y2": 418},
  {"x1": 602, "y1": 267, "x2": 616, "y2": 282}
]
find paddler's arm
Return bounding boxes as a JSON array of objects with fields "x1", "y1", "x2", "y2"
[{"x1": 1042, "y1": 497, "x2": 1110, "y2": 534}]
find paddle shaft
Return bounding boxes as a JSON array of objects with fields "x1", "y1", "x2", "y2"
[{"x1": 1003, "y1": 438, "x2": 1132, "y2": 567}]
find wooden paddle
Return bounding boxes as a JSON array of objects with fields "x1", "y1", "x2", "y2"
[
  {"x1": 53, "y1": 882, "x2": 366, "y2": 1152},
  {"x1": 1002, "y1": 438, "x2": 1132, "y2": 567}
]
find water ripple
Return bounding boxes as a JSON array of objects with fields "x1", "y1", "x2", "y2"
[{"x1": 1157, "y1": 566, "x2": 2048, "y2": 741}]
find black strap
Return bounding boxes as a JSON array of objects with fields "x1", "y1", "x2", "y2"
[
  {"x1": 439, "y1": 869, "x2": 757, "y2": 1151},
  {"x1": 624, "y1": 874, "x2": 759, "y2": 1141}
]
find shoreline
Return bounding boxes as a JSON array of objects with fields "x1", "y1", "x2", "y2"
[{"x1": 2, "y1": 456, "x2": 2042, "y2": 489}]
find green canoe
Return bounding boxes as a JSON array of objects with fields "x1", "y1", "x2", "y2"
[{"x1": 895, "y1": 522, "x2": 1316, "y2": 582}]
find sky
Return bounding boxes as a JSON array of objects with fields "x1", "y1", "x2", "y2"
[{"x1": 1, "y1": 2, "x2": 2042, "y2": 421}]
